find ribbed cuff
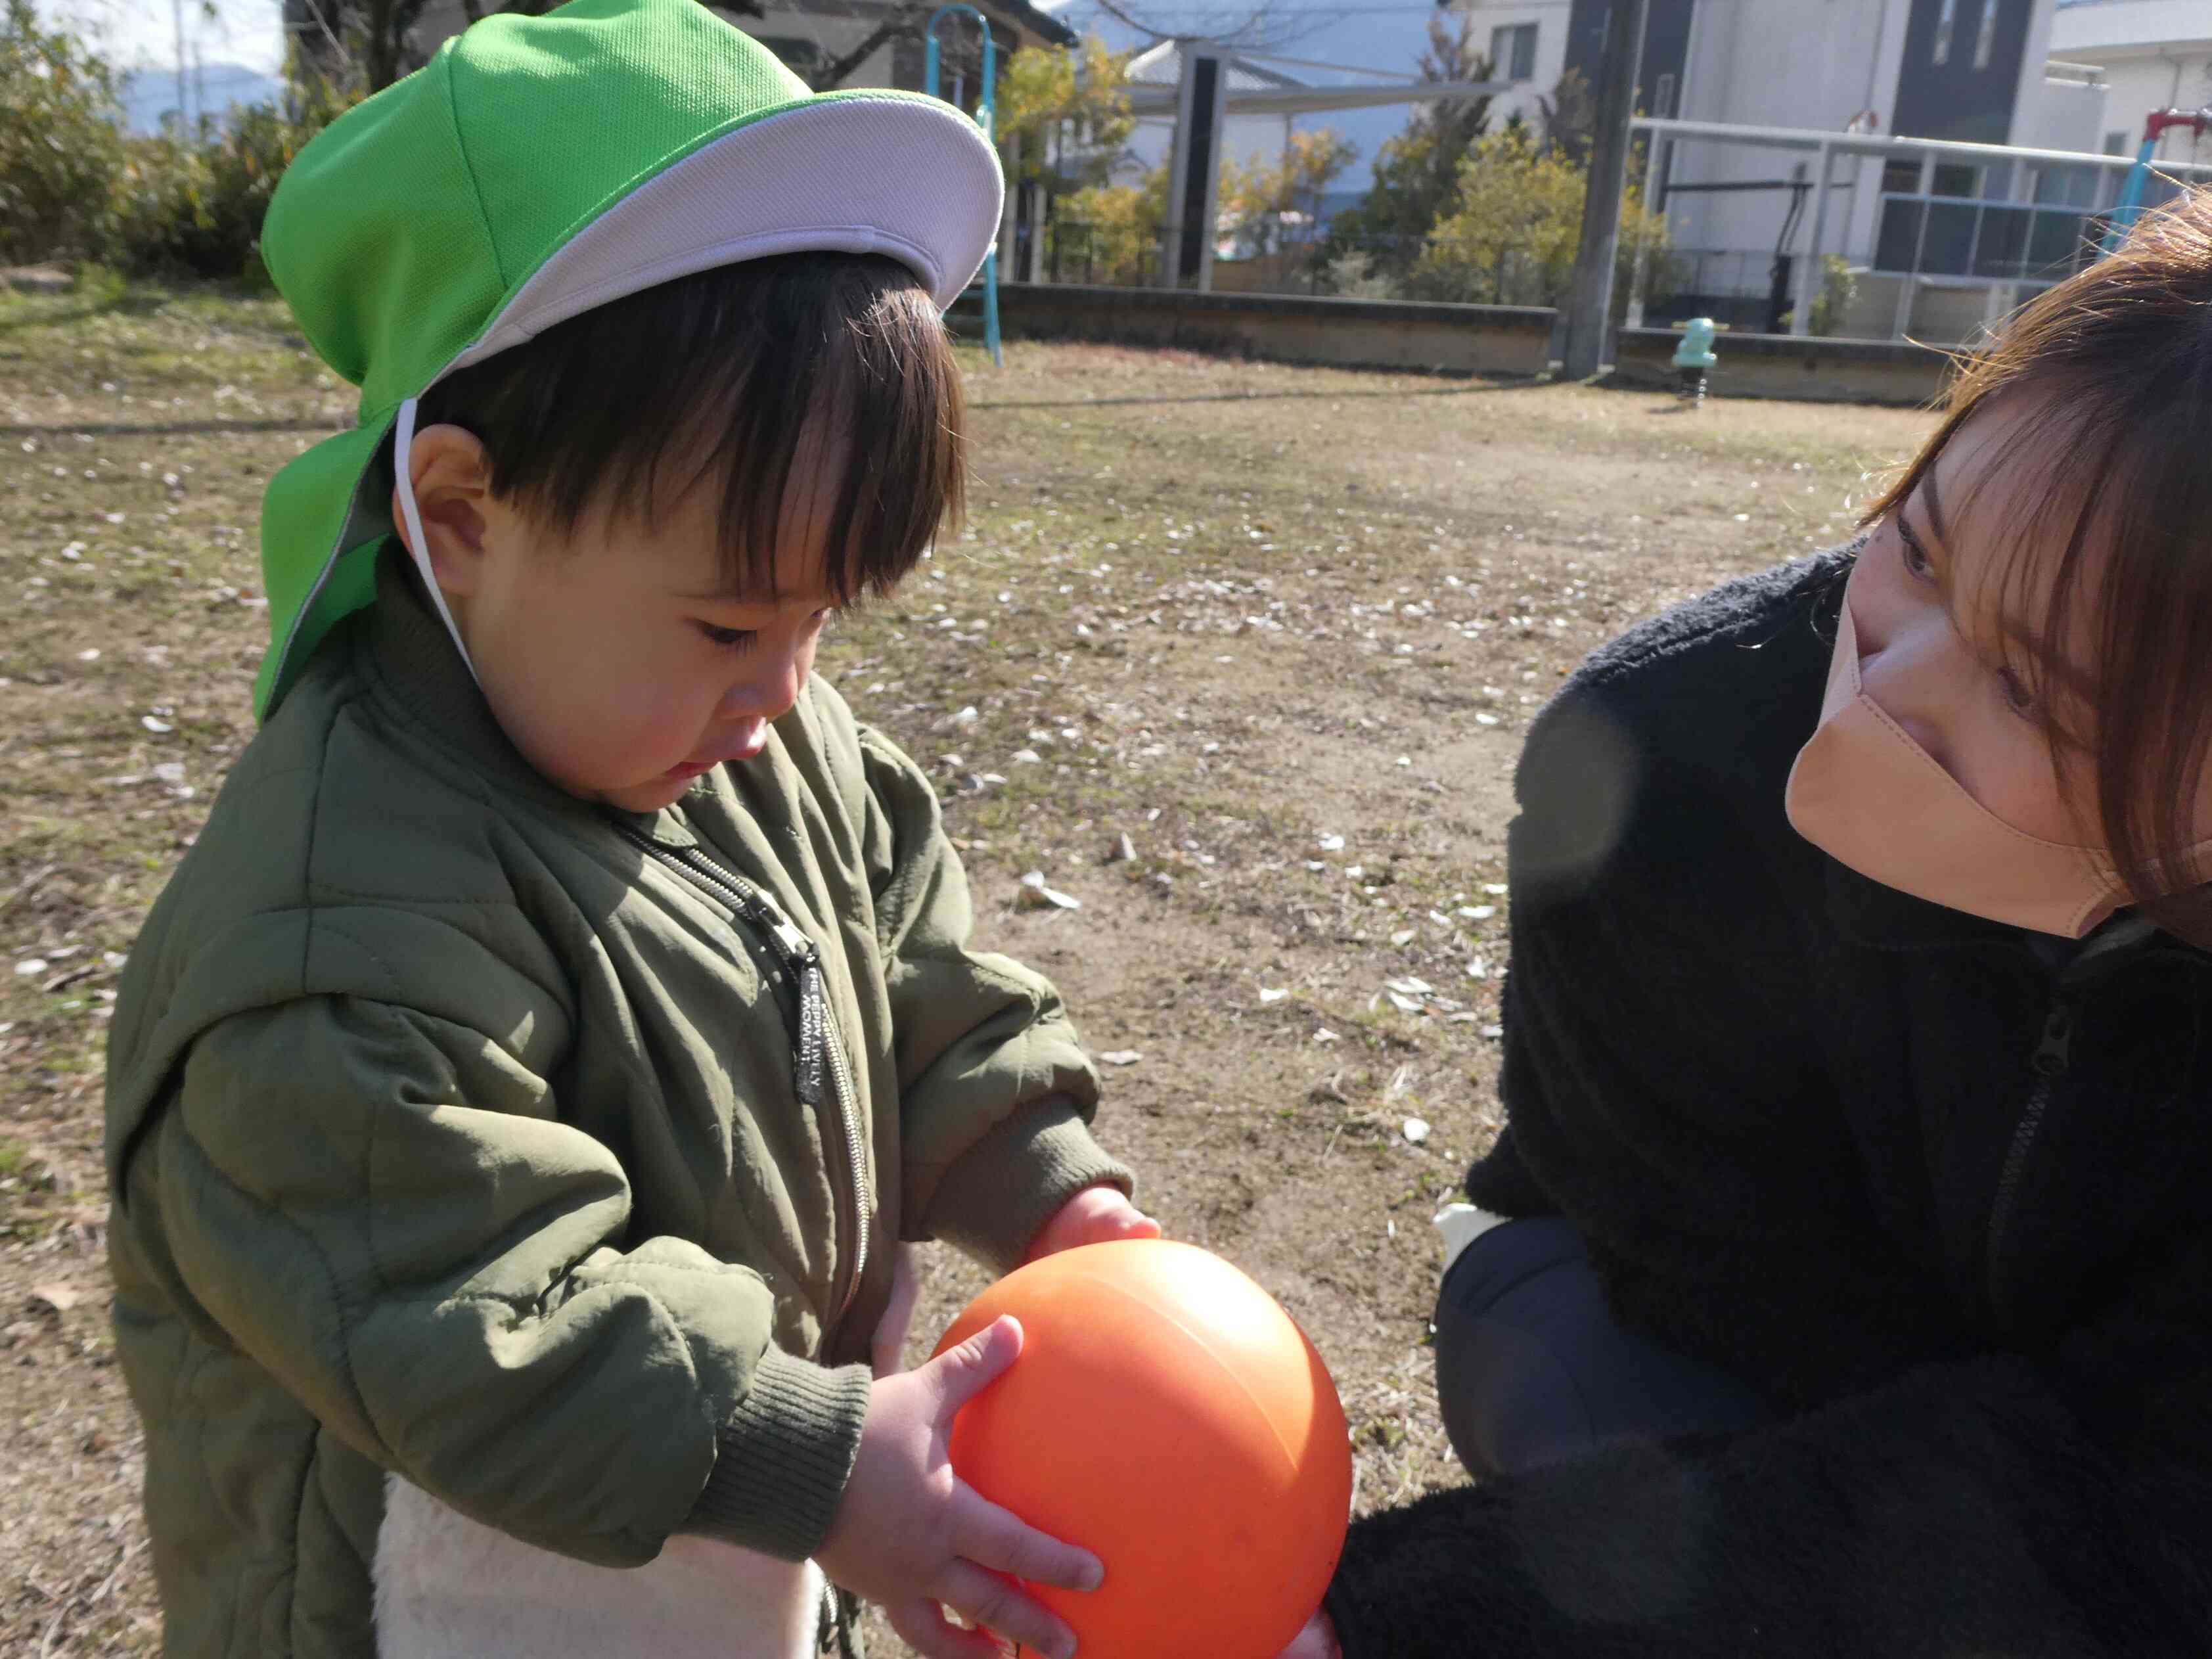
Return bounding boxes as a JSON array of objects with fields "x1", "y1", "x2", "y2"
[
  {"x1": 683, "y1": 1346, "x2": 872, "y2": 1560},
  {"x1": 924, "y1": 1095, "x2": 1135, "y2": 1275}
]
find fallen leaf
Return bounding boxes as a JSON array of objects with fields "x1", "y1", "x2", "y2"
[
  {"x1": 28, "y1": 1284, "x2": 81, "y2": 1315},
  {"x1": 1098, "y1": 1050, "x2": 1142, "y2": 1066}
]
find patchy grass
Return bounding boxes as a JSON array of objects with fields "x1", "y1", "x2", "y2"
[{"x1": 0, "y1": 275, "x2": 1939, "y2": 1654}]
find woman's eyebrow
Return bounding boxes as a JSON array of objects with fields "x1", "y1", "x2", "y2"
[{"x1": 1919, "y1": 468, "x2": 1952, "y2": 551}]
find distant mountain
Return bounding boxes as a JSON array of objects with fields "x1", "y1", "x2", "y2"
[{"x1": 117, "y1": 64, "x2": 288, "y2": 135}]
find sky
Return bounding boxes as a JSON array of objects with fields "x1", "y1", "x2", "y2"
[
  {"x1": 42, "y1": 0, "x2": 287, "y2": 76},
  {"x1": 1053, "y1": 0, "x2": 1473, "y2": 180}
]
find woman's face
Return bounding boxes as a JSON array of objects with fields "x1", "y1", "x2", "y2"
[{"x1": 1847, "y1": 397, "x2": 2212, "y2": 855}]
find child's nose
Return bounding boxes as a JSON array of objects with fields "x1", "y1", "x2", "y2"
[{"x1": 722, "y1": 652, "x2": 805, "y2": 722}]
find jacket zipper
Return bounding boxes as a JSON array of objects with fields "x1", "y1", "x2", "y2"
[
  {"x1": 615, "y1": 823, "x2": 870, "y2": 1326},
  {"x1": 1985, "y1": 995, "x2": 2073, "y2": 1317}
]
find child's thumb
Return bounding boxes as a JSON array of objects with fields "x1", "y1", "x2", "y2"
[{"x1": 931, "y1": 1314, "x2": 1024, "y2": 1412}]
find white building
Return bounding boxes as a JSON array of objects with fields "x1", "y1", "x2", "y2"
[
  {"x1": 2048, "y1": 0, "x2": 2212, "y2": 159},
  {"x1": 1449, "y1": 0, "x2": 2144, "y2": 336}
]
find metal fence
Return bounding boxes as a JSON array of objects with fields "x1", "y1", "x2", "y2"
[{"x1": 1011, "y1": 125, "x2": 2211, "y2": 343}]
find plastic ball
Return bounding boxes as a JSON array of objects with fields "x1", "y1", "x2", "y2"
[{"x1": 932, "y1": 1239, "x2": 1352, "y2": 1659}]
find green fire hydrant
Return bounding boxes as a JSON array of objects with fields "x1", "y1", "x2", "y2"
[{"x1": 1673, "y1": 317, "x2": 1718, "y2": 407}]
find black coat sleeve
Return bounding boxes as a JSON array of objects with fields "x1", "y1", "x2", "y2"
[{"x1": 1324, "y1": 1231, "x2": 2212, "y2": 1658}]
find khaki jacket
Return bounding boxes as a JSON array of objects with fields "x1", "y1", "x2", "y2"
[{"x1": 106, "y1": 555, "x2": 1128, "y2": 1656}]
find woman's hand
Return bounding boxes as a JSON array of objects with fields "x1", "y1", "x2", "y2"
[
  {"x1": 1277, "y1": 1610, "x2": 1343, "y2": 1659},
  {"x1": 1023, "y1": 1183, "x2": 1161, "y2": 1262},
  {"x1": 817, "y1": 1316, "x2": 1103, "y2": 1659}
]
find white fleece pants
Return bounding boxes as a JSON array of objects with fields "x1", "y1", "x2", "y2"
[{"x1": 373, "y1": 1245, "x2": 920, "y2": 1659}]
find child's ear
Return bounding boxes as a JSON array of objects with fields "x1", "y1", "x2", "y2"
[{"x1": 394, "y1": 423, "x2": 496, "y2": 598}]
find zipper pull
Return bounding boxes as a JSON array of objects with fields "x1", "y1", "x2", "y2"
[
  {"x1": 794, "y1": 955, "x2": 828, "y2": 1106},
  {"x1": 2032, "y1": 1001, "x2": 2074, "y2": 1078}
]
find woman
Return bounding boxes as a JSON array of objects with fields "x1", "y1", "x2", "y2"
[{"x1": 1290, "y1": 193, "x2": 2212, "y2": 1657}]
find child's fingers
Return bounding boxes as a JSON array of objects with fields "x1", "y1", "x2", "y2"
[
  {"x1": 927, "y1": 1314, "x2": 1024, "y2": 1412},
  {"x1": 885, "y1": 1595, "x2": 1019, "y2": 1659},
  {"x1": 930, "y1": 1559, "x2": 1079, "y2": 1659},
  {"x1": 951, "y1": 1486, "x2": 1102, "y2": 1593}
]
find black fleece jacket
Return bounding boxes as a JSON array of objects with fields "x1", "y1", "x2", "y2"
[{"x1": 1324, "y1": 551, "x2": 2212, "y2": 1658}]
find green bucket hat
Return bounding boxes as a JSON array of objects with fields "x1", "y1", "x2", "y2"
[{"x1": 254, "y1": 0, "x2": 1002, "y2": 717}]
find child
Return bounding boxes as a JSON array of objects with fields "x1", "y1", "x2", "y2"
[
  {"x1": 101, "y1": 4, "x2": 1155, "y2": 1656},
  {"x1": 1282, "y1": 191, "x2": 2212, "y2": 1657}
]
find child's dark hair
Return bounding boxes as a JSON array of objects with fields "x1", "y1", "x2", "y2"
[
  {"x1": 1861, "y1": 187, "x2": 2212, "y2": 934},
  {"x1": 411, "y1": 250, "x2": 964, "y2": 601}
]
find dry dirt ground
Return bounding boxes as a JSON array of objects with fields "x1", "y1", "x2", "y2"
[{"x1": 0, "y1": 274, "x2": 1939, "y2": 1655}]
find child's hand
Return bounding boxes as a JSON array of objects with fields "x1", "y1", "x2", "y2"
[
  {"x1": 1023, "y1": 1184, "x2": 1161, "y2": 1263},
  {"x1": 817, "y1": 1315, "x2": 1102, "y2": 1659}
]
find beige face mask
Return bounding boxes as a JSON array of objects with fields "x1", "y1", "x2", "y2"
[{"x1": 1785, "y1": 600, "x2": 2152, "y2": 939}]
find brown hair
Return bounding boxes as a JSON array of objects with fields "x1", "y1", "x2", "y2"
[
  {"x1": 1861, "y1": 189, "x2": 2212, "y2": 934},
  {"x1": 412, "y1": 250, "x2": 964, "y2": 603}
]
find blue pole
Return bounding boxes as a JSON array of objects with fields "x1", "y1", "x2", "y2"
[
  {"x1": 2101, "y1": 134, "x2": 2161, "y2": 255},
  {"x1": 925, "y1": 4, "x2": 1003, "y2": 366}
]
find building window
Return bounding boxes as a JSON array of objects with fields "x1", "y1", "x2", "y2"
[
  {"x1": 1491, "y1": 22, "x2": 1537, "y2": 83},
  {"x1": 1931, "y1": 162, "x2": 1980, "y2": 198},
  {"x1": 1972, "y1": 0, "x2": 1997, "y2": 70},
  {"x1": 2104, "y1": 129, "x2": 2130, "y2": 156},
  {"x1": 1652, "y1": 70, "x2": 1677, "y2": 120},
  {"x1": 1932, "y1": 0, "x2": 1956, "y2": 66}
]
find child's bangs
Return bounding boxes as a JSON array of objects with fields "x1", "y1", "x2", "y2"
[
  {"x1": 694, "y1": 267, "x2": 967, "y2": 605},
  {"x1": 422, "y1": 252, "x2": 965, "y2": 604}
]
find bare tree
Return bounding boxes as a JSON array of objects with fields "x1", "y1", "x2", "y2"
[
  {"x1": 287, "y1": 0, "x2": 766, "y2": 92},
  {"x1": 1082, "y1": 0, "x2": 1339, "y2": 55}
]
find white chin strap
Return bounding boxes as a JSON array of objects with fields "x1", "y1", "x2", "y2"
[{"x1": 393, "y1": 396, "x2": 482, "y2": 687}]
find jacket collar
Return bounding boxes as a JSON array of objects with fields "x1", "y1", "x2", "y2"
[{"x1": 1824, "y1": 852, "x2": 2201, "y2": 990}]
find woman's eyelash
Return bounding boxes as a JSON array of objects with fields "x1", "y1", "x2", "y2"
[
  {"x1": 1897, "y1": 518, "x2": 1935, "y2": 580},
  {"x1": 1997, "y1": 665, "x2": 2037, "y2": 717}
]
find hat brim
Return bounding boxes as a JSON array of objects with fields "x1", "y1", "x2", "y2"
[{"x1": 450, "y1": 91, "x2": 1002, "y2": 376}]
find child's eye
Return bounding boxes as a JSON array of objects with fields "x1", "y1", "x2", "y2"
[
  {"x1": 1997, "y1": 665, "x2": 2037, "y2": 717},
  {"x1": 697, "y1": 622, "x2": 757, "y2": 652}
]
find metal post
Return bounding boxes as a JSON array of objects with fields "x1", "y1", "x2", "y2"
[
  {"x1": 1790, "y1": 138, "x2": 1834, "y2": 336},
  {"x1": 172, "y1": 0, "x2": 188, "y2": 129},
  {"x1": 1562, "y1": 0, "x2": 1652, "y2": 379},
  {"x1": 999, "y1": 129, "x2": 1020, "y2": 270},
  {"x1": 926, "y1": 6, "x2": 1001, "y2": 364},
  {"x1": 1624, "y1": 131, "x2": 1672, "y2": 329},
  {"x1": 1891, "y1": 147, "x2": 1933, "y2": 340},
  {"x1": 1983, "y1": 152, "x2": 2033, "y2": 330},
  {"x1": 1160, "y1": 47, "x2": 1229, "y2": 291}
]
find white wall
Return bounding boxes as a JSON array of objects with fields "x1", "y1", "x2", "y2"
[
  {"x1": 1453, "y1": 1, "x2": 1569, "y2": 130},
  {"x1": 1659, "y1": 0, "x2": 1907, "y2": 276},
  {"x1": 2049, "y1": 0, "x2": 2212, "y2": 157}
]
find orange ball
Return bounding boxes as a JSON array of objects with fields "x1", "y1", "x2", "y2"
[{"x1": 932, "y1": 1239, "x2": 1352, "y2": 1659}]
